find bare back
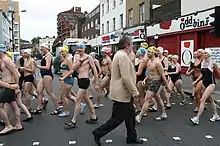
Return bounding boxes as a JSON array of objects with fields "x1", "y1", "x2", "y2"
[
  {"x1": 147, "y1": 58, "x2": 161, "y2": 80},
  {"x1": 101, "y1": 56, "x2": 111, "y2": 74}
]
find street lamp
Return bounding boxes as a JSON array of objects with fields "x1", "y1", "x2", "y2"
[{"x1": 9, "y1": 10, "x2": 27, "y2": 52}]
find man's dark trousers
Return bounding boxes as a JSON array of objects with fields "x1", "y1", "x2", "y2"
[{"x1": 93, "y1": 99, "x2": 137, "y2": 141}]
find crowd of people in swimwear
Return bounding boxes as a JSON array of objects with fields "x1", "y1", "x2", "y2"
[{"x1": 0, "y1": 39, "x2": 219, "y2": 137}]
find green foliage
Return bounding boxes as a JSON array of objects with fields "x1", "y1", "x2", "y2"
[{"x1": 31, "y1": 36, "x2": 42, "y2": 44}]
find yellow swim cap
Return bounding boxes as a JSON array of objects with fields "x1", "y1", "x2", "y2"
[
  {"x1": 60, "y1": 46, "x2": 69, "y2": 53},
  {"x1": 148, "y1": 46, "x2": 158, "y2": 53},
  {"x1": 140, "y1": 42, "x2": 148, "y2": 49},
  {"x1": 6, "y1": 51, "x2": 13, "y2": 59}
]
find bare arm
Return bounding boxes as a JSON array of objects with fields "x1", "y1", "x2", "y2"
[
  {"x1": 89, "y1": 56, "x2": 98, "y2": 84},
  {"x1": 163, "y1": 57, "x2": 169, "y2": 71},
  {"x1": 94, "y1": 60, "x2": 102, "y2": 75},
  {"x1": 186, "y1": 67, "x2": 194, "y2": 75},
  {"x1": 0, "y1": 81, "x2": 14, "y2": 89},
  {"x1": 194, "y1": 74, "x2": 202, "y2": 84},
  {"x1": 213, "y1": 62, "x2": 220, "y2": 76},
  {"x1": 136, "y1": 60, "x2": 145, "y2": 76},
  {"x1": 72, "y1": 54, "x2": 81, "y2": 70},
  {"x1": 119, "y1": 56, "x2": 139, "y2": 97},
  {"x1": 156, "y1": 61, "x2": 169, "y2": 86},
  {"x1": 107, "y1": 58, "x2": 112, "y2": 73},
  {"x1": 4, "y1": 58, "x2": 19, "y2": 84}
]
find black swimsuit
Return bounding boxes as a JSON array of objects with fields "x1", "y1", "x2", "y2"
[
  {"x1": 168, "y1": 64, "x2": 181, "y2": 84},
  {"x1": 40, "y1": 54, "x2": 53, "y2": 78},
  {"x1": 201, "y1": 61, "x2": 216, "y2": 88},
  {"x1": 135, "y1": 62, "x2": 146, "y2": 83}
]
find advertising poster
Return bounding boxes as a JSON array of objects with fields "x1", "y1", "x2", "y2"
[
  {"x1": 206, "y1": 48, "x2": 220, "y2": 67},
  {"x1": 181, "y1": 40, "x2": 194, "y2": 67}
]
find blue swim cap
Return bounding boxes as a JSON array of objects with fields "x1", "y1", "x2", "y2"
[
  {"x1": 76, "y1": 42, "x2": 86, "y2": 49},
  {"x1": 137, "y1": 47, "x2": 147, "y2": 55},
  {"x1": 0, "y1": 44, "x2": 6, "y2": 53}
]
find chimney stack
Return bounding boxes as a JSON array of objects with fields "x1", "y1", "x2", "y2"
[
  {"x1": 75, "y1": 7, "x2": 81, "y2": 12},
  {"x1": 71, "y1": 7, "x2": 74, "y2": 11}
]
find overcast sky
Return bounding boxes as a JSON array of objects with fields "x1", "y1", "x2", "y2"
[{"x1": 18, "y1": 0, "x2": 100, "y2": 41}]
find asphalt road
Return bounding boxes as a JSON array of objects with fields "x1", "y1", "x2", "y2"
[{"x1": 1, "y1": 75, "x2": 220, "y2": 146}]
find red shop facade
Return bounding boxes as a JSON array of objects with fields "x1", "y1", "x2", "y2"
[{"x1": 146, "y1": 8, "x2": 220, "y2": 73}]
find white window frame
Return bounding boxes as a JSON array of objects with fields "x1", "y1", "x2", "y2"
[
  {"x1": 102, "y1": 4, "x2": 104, "y2": 16},
  {"x1": 113, "y1": 18, "x2": 116, "y2": 31},
  {"x1": 107, "y1": 0, "x2": 109, "y2": 13},
  {"x1": 102, "y1": 23, "x2": 104, "y2": 34},
  {"x1": 107, "y1": 21, "x2": 109, "y2": 33},
  {"x1": 113, "y1": 0, "x2": 116, "y2": 9},
  {"x1": 120, "y1": 14, "x2": 123, "y2": 29},
  {"x1": 128, "y1": 9, "x2": 133, "y2": 26},
  {"x1": 139, "y1": 3, "x2": 145, "y2": 23}
]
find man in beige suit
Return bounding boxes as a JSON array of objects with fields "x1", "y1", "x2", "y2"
[{"x1": 92, "y1": 36, "x2": 143, "y2": 146}]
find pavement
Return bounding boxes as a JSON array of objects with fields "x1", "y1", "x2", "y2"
[
  {"x1": 182, "y1": 74, "x2": 220, "y2": 103},
  {"x1": 1, "y1": 74, "x2": 220, "y2": 146}
]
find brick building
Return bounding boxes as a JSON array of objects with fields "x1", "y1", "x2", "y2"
[
  {"x1": 81, "y1": 4, "x2": 101, "y2": 52},
  {"x1": 124, "y1": 0, "x2": 181, "y2": 50},
  {"x1": 53, "y1": 7, "x2": 86, "y2": 49}
]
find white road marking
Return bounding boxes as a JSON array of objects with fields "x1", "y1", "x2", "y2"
[
  {"x1": 173, "y1": 137, "x2": 181, "y2": 141},
  {"x1": 69, "y1": 140, "x2": 76, "y2": 145},
  {"x1": 33, "y1": 141, "x2": 40, "y2": 145},
  {"x1": 189, "y1": 102, "x2": 193, "y2": 105},
  {"x1": 140, "y1": 138, "x2": 148, "y2": 142},
  {"x1": 171, "y1": 103, "x2": 176, "y2": 105},
  {"x1": 105, "y1": 139, "x2": 113, "y2": 143},
  {"x1": 205, "y1": 135, "x2": 213, "y2": 139}
]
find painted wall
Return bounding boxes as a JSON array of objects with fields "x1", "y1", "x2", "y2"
[
  {"x1": 100, "y1": 0, "x2": 126, "y2": 35},
  {"x1": 181, "y1": 0, "x2": 220, "y2": 15}
]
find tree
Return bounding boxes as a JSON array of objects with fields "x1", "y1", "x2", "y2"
[{"x1": 31, "y1": 36, "x2": 42, "y2": 44}]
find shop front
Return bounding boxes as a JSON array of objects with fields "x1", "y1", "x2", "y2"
[
  {"x1": 101, "y1": 29, "x2": 124, "y2": 53},
  {"x1": 123, "y1": 25, "x2": 146, "y2": 51},
  {"x1": 146, "y1": 8, "x2": 220, "y2": 72},
  {"x1": 88, "y1": 36, "x2": 102, "y2": 54}
]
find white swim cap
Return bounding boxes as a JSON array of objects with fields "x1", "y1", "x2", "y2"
[
  {"x1": 203, "y1": 49, "x2": 212, "y2": 56},
  {"x1": 157, "y1": 46, "x2": 164, "y2": 53}
]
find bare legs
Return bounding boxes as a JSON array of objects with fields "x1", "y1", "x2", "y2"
[
  {"x1": 0, "y1": 101, "x2": 22, "y2": 134},
  {"x1": 136, "y1": 89, "x2": 167, "y2": 123},
  {"x1": 190, "y1": 84, "x2": 219, "y2": 124},
  {"x1": 36, "y1": 76, "x2": 59, "y2": 114},
  {"x1": 96, "y1": 76, "x2": 110, "y2": 107},
  {"x1": 71, "y1": 89, "x2": 97, "y2": 123},
  {"x1": 59, "y1": 82, "x2": 74, "y2": 117}
]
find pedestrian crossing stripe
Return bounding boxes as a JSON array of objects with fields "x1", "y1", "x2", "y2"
[
  {"x1": 140, "y1": 138, "x2": 148, "y2": 142},
  {"x1": 69, "y1": 141, "x2": 76, "y2": 145},
  {"x1": 205, "y1": 135, "x2": 213, "y2": 139},
  {"x1": 105, "y1": 139, "x2": 113, "y2": 143},
  {"x1": 173, "y1": 137, "x2": 181, "y2": 141},
  {"x1": 33, "y1": 142, "x2": 40, "y2": 145}
]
